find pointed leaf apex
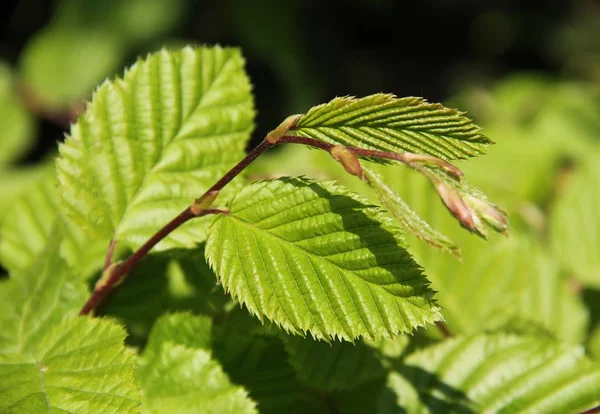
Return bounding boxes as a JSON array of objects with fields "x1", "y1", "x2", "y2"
[
  {"x1": 464, "y1": 194, "x2": 510, "y2": 234},
  {"x1": 435, "y1": 182, "x2": 485, "y2": 237}
]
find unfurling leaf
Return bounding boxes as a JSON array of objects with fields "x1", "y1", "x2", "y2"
[
  {"x1": 56, "y1": 46, "x2": 255, "y2": 251},
  {"x1": 429, "y1": 169, "x2": 509, "y2": 239},
  {"x1": 363, "y1": 167, "x2": 461, "y2": 257},
  {"x1": 205, "y1": 177, "x2": 441, "y2": 342},
  {"x1": 292, "y1": 94, "x2": 492, "y2": 161}
]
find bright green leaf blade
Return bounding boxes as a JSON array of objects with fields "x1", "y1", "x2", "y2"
[
  {"x1": 364, "y1": 167, "x2": 460, "y2": 257},
  {"x1": 517, "y1": 245, "x2": 589, "y2": 345},
  {"x1": 0, "y1": 63, "x2": 35, "y2": 167},
  {"x1": 56, "y1": 46, "x2": 255, "y2": 250},
  {"x1": 550, "y1": 157, "x2": 600, "y2": 287},
  {"x1": 349, "y1": 164, "x2": 586, "y2": 342},
  {"x1": 139, "y1": 343, "x2": 257, "y2": 414},
  {"x1": 143, "y1": 312, "x2": 212, "y2": 362},
  {"x1": 0, "y1": 232, "x2": 88, "y2": 354},
  {"x1": 0, "y1": 175, "x2": 108, "y2": 278},
  {"x1": 293, "y1": 94, "x2": 492, "y2": 161},
  {"x1": 282, "y1": 334, "x2": 386, "y2": 391},
  {"x1": 206, "y1": 177, "x2": 441, "y2": 342},
  {"x1": 140, "y1": 315, "x2": 255, "y2": 414},
  {"x1": 382, "y1": 333, "x2": 600, "y2": 414},
  {"x1": 0, "y1": 317, "x2": 140, "y2": 413}
]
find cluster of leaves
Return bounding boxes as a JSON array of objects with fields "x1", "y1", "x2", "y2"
[{"x1": 1, "y1": 45, "x2": 599, "y2": 413}]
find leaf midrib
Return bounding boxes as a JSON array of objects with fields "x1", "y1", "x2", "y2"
[
  {"x1": 113, "y1": 51, "x2": 237, "y2": 240},
  {"x1": 225, "y1": 214, "x2": 420, "y2": 297}
]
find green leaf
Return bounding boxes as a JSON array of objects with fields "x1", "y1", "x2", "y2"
[
  {"x1": 18, "y1": 0, "x2": 189, "y2": 107},
  {"x1": 282, "y1": 334, "x2": 386, "y2": 391},
  {"x1": 0, "y1": 232, "x2": 138, "y2": 412},
  {"x1": 104, "y1": 251, "x2": 228, "y2": 344},
  {"x1": 139, "y1": 344, "x2": 256, "y2": 414},
  {"x1": 339, "y1": 163, "x2": 585, "y2": 342},
  {"x1": 0, "y1": 175, "x2": 108, "y2": 278},
  {"x1": 143, "y1": 312, "x2": 212, "y2": 361},
  {"x1": 0, "y1": 231, "x2": 88, "y2": 354},
  {"x1": 293, "y1": 94, "x2": 492, "y2": 161},
  {"x1": 0, "y1": 63, "x2": 35, "y2": 167},
  {"x1": 56, "y1": 46, "x2": 255, "y2": 250},
  {"x1": 382, "y1": 333, "x2": 600, "y2": 414},
  {"x1": 363, "y1": 167, "x2": 460, "y2": 257},
  {"x1": 139, "y1": 314, "x2": 256, "y2": 414},
  {"x1": 0, "y1": 317, "x2": 139, "y2": 413},
  {"x1": 417, "y1": 230, "x2": 587, "y2": 342},
  {"x1": 206, "y1": 177, "x2": 441, "y2": 342},
  {"x1": 550, "y1": 157, "x2": 600, "y2": 287},
  {"x1": 20, "y1": 26, "x2": 124, "y2": 107},
  {"x1": 213, "y1": 330, "x2": 326, "y2": 414},
  {"x1": 516, "y1": 246, "x2": 589, "y2": 344},
  {"x1": 0, "y1": 162, "x2": 54, "y2": 219}
]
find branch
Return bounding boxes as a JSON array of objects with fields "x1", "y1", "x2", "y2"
[
  {"x1": 277, "y1": 135, "x2": 462, "y2": 179},
  {"x1": 277, "y1": 135, "x2": 508, "y2": 237},
  {"x1": 79, "y1": 140, "x2": 275, "y2": 315}
]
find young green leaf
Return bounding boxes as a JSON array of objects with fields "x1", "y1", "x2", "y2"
[
  {"x1": 0, "y1": 231, "x2": 87, "y2": 353},
  {"x1": 0, "y1": 175, "x2": 107, "y2": 277},
  {"x1": 282, "y1": 334, "x2": 386, "y2": 391},
  {"x1": 292, "y1": 94, "x2": 492, "y2": 161},
  {"x1": 363, "y1": 167, "x2": 460, "y2": 257},
  {"x1": 205, "y1": 177, "x2": 441, "y2": 342},
  {"x1": 139, "y1": 314, "x2": 256, "y2": 414},
  {"x1": 56, "y1": 45, "x2": 255, "y2": 250},
  {"x1": 0, "y1": 317, "x2": 140, "y2": 413},
  {"x1": 382, "y1": 333, "x2": 600, "y2": 413},
  {"x1": 0, "y1": 233, "x2": 138, "y2": 412},
  {"x1": 550, "y1": 157, "x2": 600, "y2": 287},
  {"x1": 143, "y1": 312, "x2": 212, "y2": 362}
]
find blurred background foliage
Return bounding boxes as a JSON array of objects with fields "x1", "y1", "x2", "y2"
[{"x1": 0, "y1": 0, "x2": 599, "y2": 384}]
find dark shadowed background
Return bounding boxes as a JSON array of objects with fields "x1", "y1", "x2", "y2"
[{"x1": 0, "y1": 0, "x2": 597, "y2": 157}]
